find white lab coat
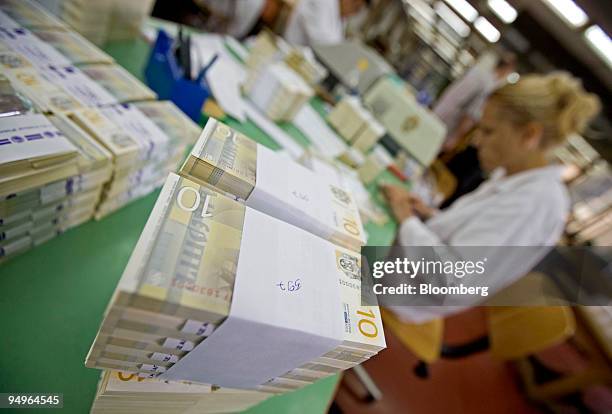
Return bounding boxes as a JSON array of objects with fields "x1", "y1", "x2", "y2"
[
  {"x1": 391, "y1": 165, "x2": 570, "y2": 323},
  {"x1": 283, "y1": 0, "x2": 343, "y2": 46},
  {"x1": 202, "y1": 0, "x2": 265, "y2": 38}
]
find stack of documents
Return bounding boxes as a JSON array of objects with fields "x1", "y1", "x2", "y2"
[
  {"x1": 244, "y1": 61, "x2": 313, "y2": 122},
  {"x1": 85, "y1": 172, "x2": 385, "y2": 394},
  {"x1": 81, "y1": 64, "x2": 157, "y2": 103},
  {"x1": 180, "y1": 118, "x2": 366, "y2": 251},
  {"x1": 328, "y1": 96, "x2": 386, "y2": 153},
  {"x1": 0, "y1": 113, "x2": 112, "y2": 262},
  {"x1": 31, "y1": 29, "x2": 114, "y2": 65},
  {"x1": 90, "y1": 370, "x2": 272, "y2": 414}
]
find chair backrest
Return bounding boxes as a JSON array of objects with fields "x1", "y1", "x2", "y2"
[
  {"x1": 380, "y1": 308, "x2": 443, "y2": 363},
  {"x1": 487, "y1": 306, "x2": 576, "y2": 360}
]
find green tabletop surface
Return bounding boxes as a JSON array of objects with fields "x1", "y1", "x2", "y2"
[{"x1": 0, "y1": 30, "x2": 402, "y2": 414}]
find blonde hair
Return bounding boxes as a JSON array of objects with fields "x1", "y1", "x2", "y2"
[{"x1": 490, "y1": 72, "x2": 601, "y2": 149}]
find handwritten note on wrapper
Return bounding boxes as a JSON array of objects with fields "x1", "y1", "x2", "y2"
[{"x1": 160, "y1": 207, "x2": 345, "y2": 388}]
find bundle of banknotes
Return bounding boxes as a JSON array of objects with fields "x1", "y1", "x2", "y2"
[
  {"x1": 66, "y1": 104, "x2": 185, "y2": 219},
  {"x1": 243, "y1": 61, "x2": 313, "y2": 122},
  {"x1": 86, "y1": 171, "x2": 385, "y2": 394},
  {"x1": 61, "y1": 0, "x2": 111, "y2": 45},
  {"x1": 0, "y1": 0, "x2": 67, "y2": 30},
  {"x1": 180, "y1": 118, "x2": 366, "y2": 252},
  {"x1": 244, "y1": 30, "x2": 285, "y2": 70},
  {"x1": 0, "y1": 42, "x2": 85, "y2": 114},
  {"x1": 284, "y1": 48, "x2": 328, "y2": 86},
  {"x1": 0, "y1": 113, "x2": 112, "y2": 262},
  {"x1": 0, "y1": 3, "x2": 203, "y2": 258},
  {"x1": 31, "y1": 29, "x2": 114, "y2": 65},
  {"x1": 91, "y1": 371, "x2": 273, "y2": 414},
  {"x1": 81, "y1": 64, "x2": 157, "y2": 103},
  {"x1": 328, "y1": 96, "x2": 386, "y2": 154}
]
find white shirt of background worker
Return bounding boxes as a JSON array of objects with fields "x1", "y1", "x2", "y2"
[
  {"x1": 434, "y1": 53, "x2": 516, "y2": 152},
  {"x1": 381, "y1": 72, "x2": 600, "y2": 323},
  {"x1": 283, "y1": 0, "x2": 367, "y2": 46}
]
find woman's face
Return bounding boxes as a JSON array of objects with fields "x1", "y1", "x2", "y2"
[{"x1": 475, "y1": 99, "x2": 528, "y2": 174}]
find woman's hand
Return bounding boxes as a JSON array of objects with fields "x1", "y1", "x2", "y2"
[
  {"x1": 380, "y1": 184, "x2": 414, "y2": 223},
  {"x1": 379, "y1": 184, "x2": 436, "y2": 222},
  {"x1": 407, "y1": 193, "x2": 436, "y2": 221}
]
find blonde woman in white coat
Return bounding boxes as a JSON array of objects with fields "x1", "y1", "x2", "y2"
[{"x1": 381, "y1": 72, "x2": 601, "y2": 323}]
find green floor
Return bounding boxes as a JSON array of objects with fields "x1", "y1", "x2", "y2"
[{"x1": 0, "y1": 35, "x2": 401, "y2": 413}]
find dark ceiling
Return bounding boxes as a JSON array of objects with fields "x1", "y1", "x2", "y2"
[{"x1": 577, "y1": 0, "x2": 612, "y2": 37}]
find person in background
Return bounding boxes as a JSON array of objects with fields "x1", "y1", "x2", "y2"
[
  {"x1": 381, "y1": 72, "x2": 600, "y2": 323},
  {"x1": 434, "y1": 52, "x2": 516, "y2": 153},
  {"x1": 283, "y1": 0, "x2": 368, "y2": 46}
]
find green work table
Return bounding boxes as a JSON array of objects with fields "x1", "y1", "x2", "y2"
[{"x1": 0, "y1": 34, "x2": 401, "y2": 414}]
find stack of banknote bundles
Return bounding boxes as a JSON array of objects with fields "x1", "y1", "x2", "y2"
[
  {"x1": 0, "y1": 113, "x2": 100, "y2": 261},
  {"x1": 66, "y1": 104, "x2": 170, "y2": 219},
  {"x1": 85, "y1": 172, "x2": 385, "y2": 393},
  {"x1": 30, "y1": 29, "x2": 114, "y2": 65},
  {"x1": 133, "y1": 100, "x2": 202, "y2": 147},
  {"x1": 0, "y1": 0, "x2": 67, "y2": 30},
  {"x1": 81, "y1": 64, "x2": 157, "y2": 103},
  {"x1": 243, "y1": 61, "x2": 313, "y2": 122},
  {"x1": 180, "y1": 118, "x2": 366, "y2": 252},
  {"x1": 327, "y1": 96, "x2": 386, "y2": 153},
  {"x1": 61, "y1": 0, "x2": 112, "y2": 45},
  {"x1": 90, "y1": 370, "x2": 273, "y2": 414}
]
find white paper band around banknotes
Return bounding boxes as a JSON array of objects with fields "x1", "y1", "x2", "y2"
[
  {"x1": 159, "y1": 207, "x2": 345, "y2": 388},
  {"x1": 180, "y1": 118, "x2": 366, "y2": 251}
]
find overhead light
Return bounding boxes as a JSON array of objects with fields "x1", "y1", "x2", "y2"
[
  {"x1": 584, "y1": 25, "x2": 612, "y2": 67},
  {"x1": 443, "y1": 0, "x2": 478, "y2": 22},
  {"x1": 435, "y1": 2, "x2": 471, "y2": 37},
  {"x1": 487, "y1": 0, "x2": 517, "y2": 24},
  {"x1": 542, "y1": 0, "x2": 588, "y2": 28},
  {"x1": 474, "y1": 16, "x2": 501, "y2": 42},
  {"x1": 507, "y1": 72, "x2": 520, "y2": 83}
]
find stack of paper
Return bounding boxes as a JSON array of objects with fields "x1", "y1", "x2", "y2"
[
  {"x1": 31, "y1": 29, "x2": 114, "y2": 65},
  {"x1": 0, "y1": 113, "x2": 112, "y2": 262},
  {"x1": 85, "y1": 172, "x2": 385, "y2": 394},
  {"x1": 90, "y1": 370, "x2": 272, "y2": 414},
  {"x1": 67, "y1": 104, "x2": 177, "y2": 219},
  {"x1": 243, "y1": 61, "x2": 313, "y2": 122},
  {"x1": 328, "y1": 96, "x2": 386, "y2": 153},
  {"x1": 180, "y1": 118, "x2": 366, "y2": 251},
  {"x1": 81, "y1": 64, "x2": 157, "y2": 103}
]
